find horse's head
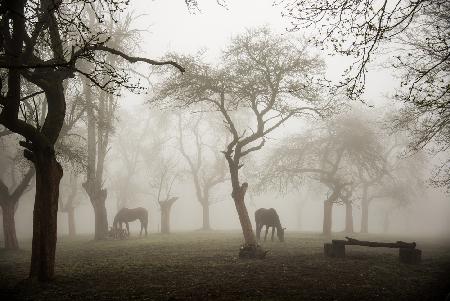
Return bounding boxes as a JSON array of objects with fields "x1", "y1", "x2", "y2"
[{"x1": 278, "y1": 227, "x2": 286, "y2": 242}]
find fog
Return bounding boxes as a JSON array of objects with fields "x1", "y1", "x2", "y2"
[
  {"x1": 4, "y1": 100, "x2": 450, "y2": 240},
  {"x1": 0, "y1": 0, "x2": 449, "y2": 299},
  {"x1": 3, "y1": 0, "x2": 448, "y2": 241}
]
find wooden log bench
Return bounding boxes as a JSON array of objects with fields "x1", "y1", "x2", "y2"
[{"x1": 324, "y1": 236, "x2": 421, "y2": 264}]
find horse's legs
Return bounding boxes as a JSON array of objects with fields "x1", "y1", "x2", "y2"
[
  {"x1": 256, "y1": 224, "x2": 262, "y2": 241},
  {"x1": 126, "y1": 222, "x2": 130, "y2": 236},
  {"x1": 264, "y1": 226, "x2": 269, "y2": 242},
  {"x1": 139, "y1": 221, "x2": 143, "y2": 237},
  {"x1": 271, "y1": 227, "x2": 275, "y2": 242},
  {"x1": 116, "y1": 223, "x2": 120, "y2": 238},
  {"x1": 144, "y1": 222, "x2": 148, "y2": 236}
]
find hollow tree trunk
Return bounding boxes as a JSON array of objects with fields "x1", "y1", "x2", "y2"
[
  {"x1": 67, "y1": 207, "x2": 76, "y2": 237},
  {"x1": 360, "y1": 184, "x2": 369, "y2": 233},
  {"x1": 201, "y1": 202, "x2": 211, "y2": 230},
  {"x1": 1, "y1": 201, "x2": 18, "y2": 250},
  {"x1": 232, "y1": 183, "x2": 256, "y2": 246},
  {"x1": 344, "y1": 202, "x2": 354, "y2": 233},
  {"x1": 323, "y1": 200, "x2": 333, "y2": 235},
  {"x1": 29, "y1": 152, "x2": 63, "y2": 281},
  {"x1": 160, "y1": 197, "x2": 177, "y2": 234}
]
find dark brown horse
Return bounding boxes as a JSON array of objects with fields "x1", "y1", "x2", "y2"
[
  {"x1": 255, "y1": 208, "x2": 285, "y2": 242},
  {"x1": 113, "y1": 207, "x2": 148, "y2": 236}
]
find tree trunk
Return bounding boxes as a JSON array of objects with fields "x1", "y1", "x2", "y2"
[
  {"x1": 232, "y1": 183, "x2": 256, "y2": 246},
  {"x1": 93, "y1": 193, "x2": 108, "y2": 240},
  {"x1": 29, "y1": 152, "x2": 63, "y2": 281},
  {"x1": 67, "y1": 207, "x2": 76, "y2": 238},
  {"x1": 159, "y1": 197, "x2": 177, "y2": 234},
  {"x1": 344, "y1": 202, "x2": 354, "y2": 233},
  {"x1": 201, "y1": 202, "x2": 211, "y2": 230},
  {"x1": 323, "y1": 200, "x2": 333, "y2": 235},
  {"x1": 161, "y1": 208, "x2": 171, "y2": 234},
  {"x1": 360, "y1": 184, "x2": 369, "y2": 233},
  {"x1": 1, "y1": 201, "x2": 18, "y2": 250}
]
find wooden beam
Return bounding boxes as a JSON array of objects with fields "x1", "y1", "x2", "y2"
[{"x1": 331, "y1": 237, "x2": 416, "y2": 249}]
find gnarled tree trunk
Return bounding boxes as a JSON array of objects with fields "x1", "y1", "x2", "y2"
[
  {"x1": 29, "y1": 152, "x2": 63, "y2": 281},
  {"x1": 232, "y1": 182, "x2": 256, "y2": 246}
]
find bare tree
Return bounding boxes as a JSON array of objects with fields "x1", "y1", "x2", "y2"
[
  {"x1": 358, "y1": 126, "x2": 426, "y2": 233},
  {"x1": 153, "y1": 27, "x2": 332, "y2": 255},
  {"x1": 260, "y1": 114, "x2": 384, "y2": 235},
  {"x1": 0, "y1": 0, "x2": 183, "y2": 281},
  {"x1": 0, "y1": 156, "x2": 34, "y2": 249},
  {"x1": 151, "y1": 159, "x2": 179, "y2": 234},
  {"x1": 0, "y1": 69, "x2": 84, "y2": 248},
  {"x1": 81, "y1": 78, "x2": 116, "y2": 240},
  {"x1": 176, "y1": 113, "x2": 227, "y2": 230},
  {"x1": 281, "y1": 0, "x2": 450, "y2": 189},
  {"x1": 59, "y1": 172, "x2": 82, "y2": 238},
  {"x1": 376, "y1": 179, "x2": 421, "y2": 234},
  {"x1": 366, "y1": 152, "x2": 425, "y2": 232}
]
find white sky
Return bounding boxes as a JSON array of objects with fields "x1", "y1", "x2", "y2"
[{"x1": 127, "y1": 0, "x2": 398, "y2": 107}]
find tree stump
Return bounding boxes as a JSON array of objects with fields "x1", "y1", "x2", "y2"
[
  {"x1": 332, "y1": 241, "x2": 346, "y2": 258},
  {"x1": 324, "y1": 242, "x2": 346, "y2": 257},
  {"x1": 399, "y1": 248, "x2": 422, "y2": 264}
]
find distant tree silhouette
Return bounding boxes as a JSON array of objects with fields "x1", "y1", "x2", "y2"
[
  {"x1": 259, "y1": 115, "x2": 384, "y2": 235},
  {"x1": 59, "y1": 172, "x2": 82, "y2": 238},
  {"x1": 150, "y1": 158, "x2": 180, "y2": 234},
  {"x1": 0, "y1": 162, "x2": 34, "y2": 249},
  {"x1": 176, "y1": 113, "x2": 228, "y2": 230}
]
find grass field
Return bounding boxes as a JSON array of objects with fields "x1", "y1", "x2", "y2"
[{"x1": 1, "y1": 231, "x2": 449, "y2": 300}]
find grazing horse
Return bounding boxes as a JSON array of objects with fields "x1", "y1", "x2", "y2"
[
  {"x1": 255, "y1": 208, "x2": 285, "y2": 242},
  {"x1": 113, "y1": 207, "x2": 148, "y2": 236}
]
